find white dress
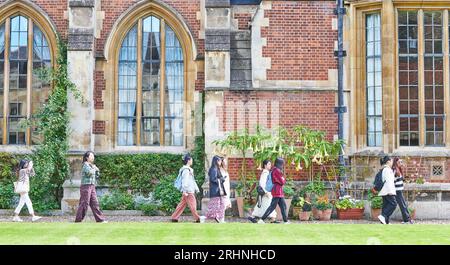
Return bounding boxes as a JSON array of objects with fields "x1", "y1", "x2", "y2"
[{"x1": 252, "y1": 169, "x2": 276, "y2": 218}]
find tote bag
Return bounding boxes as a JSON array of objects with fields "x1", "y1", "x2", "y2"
[{"x1": 13, "y1": 181, "x2": 29, "y2": 194}]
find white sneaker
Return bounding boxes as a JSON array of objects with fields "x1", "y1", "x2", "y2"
[
  {"x1": 257, "y1": 219, "x2": 265, "y2": 224},
  {"x1": 31, "y1": 216, "x2": 42, "y2": 222},
  {"x1": 199, "y1": 216, "x2": 206, "y2": 223},
  {"x1": 377, "y1": 215, "x2": 386, "y2": 225},
  {"x1": 100, "y1": 220, "x2": 108, "y2": 223},
  {"x1": 284, "y1": 221, "x2": 291, "y2": 224},
  {"x1": 13, "y1": 216, "x2": 23, "y2": 222}
]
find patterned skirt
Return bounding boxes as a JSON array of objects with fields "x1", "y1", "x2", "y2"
[{"x1": 206, "y1": 196, "x2": 226, "y2": 220}]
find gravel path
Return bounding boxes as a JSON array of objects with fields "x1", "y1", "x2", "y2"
[{"x1": 2, "y1": 214, "x2": 450, "y2": 224}]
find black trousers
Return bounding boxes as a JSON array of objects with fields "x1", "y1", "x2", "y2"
[
  {"x1": 381, "y1": 195, "x2": 397, "y2": 224},
  {"x1": 261, "y1": 197, "x2": 288, "y2": 222},
  {"x1": 396, "y1": 190, "x2": 410, "y2": 222}
]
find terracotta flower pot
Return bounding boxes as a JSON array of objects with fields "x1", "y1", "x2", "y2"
[
  {"x1": 292, "y1": 207, "x2": 302, "y2": 219},
  {"x1": 312, "y1": 208, "x2": 320, "y2": 220},
  {"x1": 371, "y1": 208, "x2": 382, "y2": 221},
  {"x1": 236, "y1": 197, "x2": 245, "y2": 218},
  {"x1": 336, "y1": 208, "x2": 364, "y2": 220},
  {"x1": 299, "y1": 210, "x2": 311, "y2": 221},
  {"x1": 318, "y1": 209, "x2": 332, "y2": 221}
]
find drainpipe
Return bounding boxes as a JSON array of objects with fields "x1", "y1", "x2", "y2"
[{"x1": 335, "y1": 0, "x2": 347, "y2": 197}]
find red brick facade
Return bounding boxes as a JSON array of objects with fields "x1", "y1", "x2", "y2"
[
  {"x1": 262, "y1": 1, "x2": 337, "y2": 80},
  {"x1": 234, "y1": 12, "x2": 252, "y2": 30},
  {"x1": 92, "y1": 120, "x2": 106, "y2": 135},
  {"x1": 94, "y1": 70, "x2": 105, "y2": 110}
]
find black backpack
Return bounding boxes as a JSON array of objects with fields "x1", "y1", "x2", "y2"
[{"x1": 373, "y1": 169, "x2": 385, "y2": 192}]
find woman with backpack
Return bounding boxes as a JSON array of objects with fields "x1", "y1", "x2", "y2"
[
  {"x1": 248, "y1": 159, "x2": 277, "y2": 223},
  {"x1": 258, "y1": 157, "x2": 290, "y2": 224},
  {"x1": 392, "y1": 157, "x2": 413, "y2": 224},
  {"x1": 75, "y1": 151, "x2": 107, "y2": 223},
  {"x1": 12, "y1": 160, "x2": 42, "y2": 222},
  {"x1": 206, "y1": 155, "x2": 227, "y2": 223},
  {"x1": 171, "y1": 153, "x2": 205, "y2": 223},
  {"x1": 377, "y1": 155, "x2": 397, "y2": 225}
]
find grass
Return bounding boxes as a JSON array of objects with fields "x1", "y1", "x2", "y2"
[{"x1": 0, "y1": 222, "x2": 449, "y2": 245}]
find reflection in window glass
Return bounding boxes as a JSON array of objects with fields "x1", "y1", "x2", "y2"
[
  {"x1": 366, "y1": 13, "x2": 382, "y2": 147},
  {"x1": 0, "y1": 24, "x2": 4, "y2": 141}
]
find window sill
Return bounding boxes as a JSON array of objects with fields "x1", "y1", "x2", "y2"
[
  {"x1": 352, "y1": 147, "x2": 450, "y2": 157},
  {"x1": 0, "y1": 145, "x2": 34, "y2": 154},
  {"x1": 100, "y1": 145, "x2": 187, "y2": 155}
]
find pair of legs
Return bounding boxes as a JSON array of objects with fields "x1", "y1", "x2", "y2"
[
  {"x1": 396, "y1": 190, "x2": 411, "y2": 223},
  {"x1": 381, "y1": 195, "x2": 397, "y2": 224},
  {"x1": 261, "y1": 197, "x2": 288, "y2": 222},
  {"x1": 75, "y1": 184, "x2": 105, "y2": 222},
  {"x1": 171, "y1": 193, "x2": 201, "y2": 222},
  {"x1": 14, "y1": 193, "x2": 40, "y2": 221},
  {"x1": 206, "y1": 196, "x2": 226, "y2": 222}
]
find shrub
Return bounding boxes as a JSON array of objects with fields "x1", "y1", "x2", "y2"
[
  {"x1": 153, "y1": 174, "x2": 181, "y2": 213},
  {"x1": 99, "y1": 190, "x2": 135, "y2": 210},
  {"x1": 134, "y1": 193, "x2": 161, "y2": 216},
  {"x1": 368, "y1": 189, "x2": 382, "y2": 209},
  {"x1": 0, "y1": 183, "x2": 15, "y2": 209}
]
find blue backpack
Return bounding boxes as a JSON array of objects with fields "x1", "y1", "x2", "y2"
[
  {"x1": 174, "y1": 168, "x2": 188, "y2": 192},
  {"x1": 373, "y1": 169, "x2": 385, "y2": 192},
  {"x1": 265, "y1": 171, "x2": 274, "y2": 192}
]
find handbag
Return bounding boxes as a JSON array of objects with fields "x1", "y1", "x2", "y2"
[
  {"x1": 256, "y1": 185, "x2": 266, "y2": 196},
  {"x1": 13, "y1": 181, "x2": 29, "y2": 194}
]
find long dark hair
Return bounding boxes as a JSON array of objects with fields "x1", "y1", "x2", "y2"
[
  {"x1": 209, "y1": 155, "x2": 223, "y2": 178},
  {"x1": 392, "y1": 157, "x2": 403, "y2": 177},
  {"x1": 274, "y1": 157, "x2": 284, "y2": 171},
  {"x1": 262, "y1": 159, "x2": 271, "y2": 169},
  {"x1": 16, "y1": 159, "x2": 29, "y2": 176},
  {"x1": 83, "y1": 151, "x2": 95, "y2": 164}
]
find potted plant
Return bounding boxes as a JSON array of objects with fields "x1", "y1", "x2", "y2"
[
  {"x1": 368, "y1": 189, "x2": 382, "y2": 221},
  {"x1": 335, "y1": 195, "x2": 365, "y2": 220},
  {"x1": 313, "y1": 195, "x2": 333, "y2": 221},
  {"x1": 293, "y1": 197, "x2": 312, "y2": 221},
  {"x1": 300, "y1": 180, "x2": 326, "y2": 219}
]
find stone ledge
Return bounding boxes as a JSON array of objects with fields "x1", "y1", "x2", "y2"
[
  {"x1": 206, "y1": 0, "x2": 230, "y2": 8},
  {"x1": 69, "y1": 0, "x2": 95, "y2": 7}
]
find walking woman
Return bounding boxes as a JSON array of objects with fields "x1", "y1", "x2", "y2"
[
  {"x1": 75, "y1": 151, "x2": 107, "y2": 223},
  {"x1": 248, "y1": 159, "x2": 277, "y2": 223},
  {"x1": 171, "y1": 153, "x2": 205, "y2": 223},
  {"x1": 378, "y1": 155, "x2": 397, "y2": 225},
  {"x1": 221, "y1": 157, "x2": 232, "y2": 214},
  {"x1": 392, "y1": 157, "x2": 413, "y2": 224},
  {"x1": 12, "y1": 160, "x2": 41, "y2": 222},
  {"x1": 206, "y1": 155, "x2": 227, "y2": 223},
  {"x1": 258, "y1": 158, "x2": 289, "y2": 224}
]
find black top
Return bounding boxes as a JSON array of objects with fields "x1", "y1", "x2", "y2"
[{"x1": 209, "y1": 167, "x2": 226, "y2": 198}]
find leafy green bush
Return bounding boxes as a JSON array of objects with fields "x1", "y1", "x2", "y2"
[
  {"x1": 0, "y1": 183, "x2": 15, "y2": 209},
  {"x1": 192, "y1": 136, "x2": 206, "y2": 188},
  {"x1": 134, "y1": 193, "x2": 161, "y2": 216},
  {"x1": 300, "y1": 180, "x2": 325, "y2": 198},
  {"x1": 368, "y1": 189, "x2": 382, "y2": 209},
  {"x1": 284, "y1": 180, "x2": 296, "y2": 198},
  {"x1": 335, "y1": 196, "x2": 365, "y2": 210},
  {"x1": 95, "y1": 153, "x2": 183, "y2": 194},
  {"x1": 153, "y1": 174, "x2": 181, "y2": 213},
  {"x1": 99, "y1": 191, "x2": 135, "y2": 210}
]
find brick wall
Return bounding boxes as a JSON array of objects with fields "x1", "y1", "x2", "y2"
[
  {"x1": 262, "y1": 0, "x2": 337, "y2": 80},
  {"x1": 0, "y1": 0, "x2": 68, "y2": 39},
  {"x1": 234, "y1": 12, "x2": 252, "y2": 30},
  {"x1": 92, "y1": 120, "x2": 106, "y2": 135},
  {"x1": 94, "y1": 70, "x2": 105, "y2": 109}
]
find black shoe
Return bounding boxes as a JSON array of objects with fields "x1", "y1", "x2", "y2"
[
  {"x1": 171, "y1": 219, "x2": 178, "y2": 223},
  {"x1": 248, "y1": 216, "x2": 257, "y2": 223},
  {"x1": 195, "y1": 219, "x2": 200, "y2": 223},
  {"x1": 271, "y1": 220, "x2": 281, "y2": 224},
  {"x1": 214, "y1": 217, "x2": 220, "y2": 223}
]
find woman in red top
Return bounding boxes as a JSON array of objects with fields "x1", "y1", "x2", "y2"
[{"x1": 258, "y1": 157, "x2": 290, "y2": 224}]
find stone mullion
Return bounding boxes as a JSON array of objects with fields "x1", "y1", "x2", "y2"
[
  {"x1": 2, "y1": 18, "x2": 10, "y2": 145},
  {"x1": 443, "y1": 10, "x2": 450, "y2": 148},
  {"x1": 136, "y1": 19, "x2": 142, "y2": 146},
  {"x1": 381, "y1": 0, "x2": 396, "y2": 153},
  {"x1": 160, "y1": 20, "x2": 166, "y2": 146},
  {"x1": 418, "y1": 10, "x2": 425, "y2": 147},
  {"x1": 26, "y1": 19, "x2": 33, "y2": 145}
]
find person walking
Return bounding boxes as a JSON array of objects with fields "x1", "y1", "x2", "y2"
[
  {"x1": 378, "y1": 155, "x2": 397, "y2": 225},
  {"x1": 258, "y1": 158, "x2": 289, "y2": 224},
  {"x1": 75, "y1": 151, "x2": 107, "y2": 223},
  {"x1": 206, "y1": 155, "x2": 227, "y2": 223},
  {"x1": 392, "y1": 157, "x2": 413, "y2": 224},
  {"x1": 220, "y1": 157, "x2": 232, "y2": 221},
  {"x1": 248, "y1": 159, "x2": 277, "y2": 223},
  {"x1": 171, "y1": 154, "x2": 205, "y2": 223},
  {"x1": 12, "y1": 160, "x2": 42, "y2": 222}
]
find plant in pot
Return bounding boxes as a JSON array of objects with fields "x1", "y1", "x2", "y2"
[
  {"x1": 335, "y1": 195, "x2": 365, "y2": 220},
  {"x1": 313, "y1": 195, "x2": 333, "y2": 221},
  {"x1": 293, "y1": 197, "x2": 312, "y2": 221},
  {"x1": 300, "y1": 179, "x2": 326, "y2": 220},
  {"x1": 368, "y1": 189, "x2": 382, "y2": 221}
]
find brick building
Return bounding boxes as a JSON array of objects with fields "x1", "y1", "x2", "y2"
[{"x1": 1, "y1": 0, "x2": 450, "y2": 217}]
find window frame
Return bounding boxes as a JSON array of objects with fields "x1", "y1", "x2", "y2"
[
  {"x1": 0, "y1": 10, "x2": 56, "y2": 147},
  {"x1": 114, "y1": 13, "x2": 187, "y2": 148}
]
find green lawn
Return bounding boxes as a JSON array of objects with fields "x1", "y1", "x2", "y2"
[{"x1": 0, "y1": 222, "x2": 449, "y2": 245}]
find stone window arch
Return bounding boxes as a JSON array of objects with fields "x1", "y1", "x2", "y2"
[{"x1": 0, "y1": 2, "x2": 57, "y2": 146}]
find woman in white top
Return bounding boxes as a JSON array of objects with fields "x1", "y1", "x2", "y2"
[
  {"x1": 13, "y1": 160, "x2": 42, "y2": 222},
  {"x1": 248, "y1": 159, "x2": 276, "y2": 223},
  {"x1": 377, "y1": 155, "x2": 397, "y2": 225}
]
